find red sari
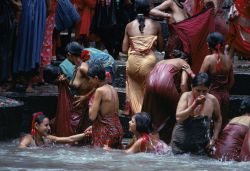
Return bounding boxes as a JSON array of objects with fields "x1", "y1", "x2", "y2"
[
  {"x1": 53, "y1": 82, "x2": 90, "y2": 137},
  {"x1": 227, "y1": 0, "x2": 250, "y2": 58},
  {"x1": 171, "y1": 8, "x2": 214, "y2": 74},
  {"x1": 142, "y1": 63, "x2": 181, "y2": 144}
]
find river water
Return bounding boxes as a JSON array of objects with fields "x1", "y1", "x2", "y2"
[{"x1": 0, "y1": 140, "x2": 249, "y2": 171}]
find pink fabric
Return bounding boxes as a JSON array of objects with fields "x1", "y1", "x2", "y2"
[
  {"x1": 240, "y1": 133, "x2": 250, "y2": 161},
  {"x1": 171, "y1": 8, "x2": 215, "y2": 73}
]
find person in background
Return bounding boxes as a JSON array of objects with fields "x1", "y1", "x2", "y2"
[
  {"x1": 200, "y1": 32, "x2": 234, "y2": 128},
  {"x1": 122, "y1": 0, "x2": 163, "y2": 114},
  {"x1": 171, "y1": 72, "x2": 221, "y2": 155},
  {"x1": 12, "y1": 0, "x2": 47, "y2": 92}
]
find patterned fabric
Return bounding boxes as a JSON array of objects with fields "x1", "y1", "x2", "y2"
[
  {"x1": 41, "y1": 0, "x2": 57, "y2": 67},
  {"x1": 126, "y1": 35, "x2": 158, "y2": 113},
  {"x1": 92, "y1": 112, "x2": 124, "y2": 148}
]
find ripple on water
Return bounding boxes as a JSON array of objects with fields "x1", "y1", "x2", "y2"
[{"x1": 0, "y1": 141, "x2": 250, "y2": 171}]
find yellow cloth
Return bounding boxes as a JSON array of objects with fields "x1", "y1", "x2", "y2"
[{"x1": 126, "y1": 35, "x2": 157, "y2": 113}]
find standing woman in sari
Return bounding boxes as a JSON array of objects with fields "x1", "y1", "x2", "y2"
[
  {"x1": 200, "y1": 32, "x2": 234, "y2": 128},
  {"x1": 122, "y1": 0, "x2": 163, "y2": 114}
]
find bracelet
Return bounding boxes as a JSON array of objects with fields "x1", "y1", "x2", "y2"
[{"x1": 191, "y1": 101, "x2": 197, "y2": 110}]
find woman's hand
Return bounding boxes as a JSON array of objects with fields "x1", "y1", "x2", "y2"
[
  {"x1": 73, "y1": 95, "x2": 88, "y2": 109},
  {"x1": 182, "y1": 64, "x2": 195, "y2": 78},
  {"x1": 84, "y1": 126, "x2": 92, "y2": 136}
]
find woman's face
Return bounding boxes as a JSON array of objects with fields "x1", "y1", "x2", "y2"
[
  {"x1": 68, "y1": 54, "x2": 82, "y2": 66},
  {"x1": 192, "y1": 85, "x2": 209, "y2": 97},
  {"x1": 36, "y1": 118, "x2": 50, "y2": 136},
  {"x1": 129, "y1": 117, "x2": 137, "y2": 133}
]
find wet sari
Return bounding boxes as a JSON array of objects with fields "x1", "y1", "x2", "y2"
[
  {"x1": 142, "y1": 63, "x2": 181, "y2": 144},
  {"x1": 171, "y1": 116, "x2": 211, "y2": 154},
  {"x1": 126, "y1": 35, "x2": 157, "y2": 113},
  {"x1": 212, "y1": 123, "x2": 248, "y2": 161},
  {"x1": 227, "y1": 0, "x2": 250, "y2": 59}
]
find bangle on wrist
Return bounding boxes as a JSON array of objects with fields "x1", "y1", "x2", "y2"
[{"x1": 191, "y1": 101, "x2": 197, "y2": 110}]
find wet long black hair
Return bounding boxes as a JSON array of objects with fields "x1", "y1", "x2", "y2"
[
  {"x1": 192, "y1": 72, "x2": 211, "y2": 88},
  {"x1": 87, "y1": 59, "x2": 106, "y2": 81},
  {"x1": 135, "y1": 0, "x2": 150, "y2": 33},
  {"x1": 134, "y1": 112, "x2": 153, "y2": 134},
  {"x1": 207, "y1": 32, "x2": 224, "y2": 51}
]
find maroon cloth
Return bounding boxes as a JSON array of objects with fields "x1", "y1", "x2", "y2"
[
  {"x1": 212, "y1": 123, "x2": 248, "y2": 161},
  {"x1": 227, "y1": 17, "x2": 250, "y2": 58},
  {"x1": 142, "y1": 63, "x2": 181, "y2": 144},
  {"x1": 92, "y1": 112, "x2": 124, "y2": 148},
  {"x1": 240, "y1": 133, "x2": 250, "y2": 161},
  {"x1": 171, "y1": 8, "x2": 215, "y2": 73},
  {"x1": 54, "y1": 82, "x2": 90, "y2": 137},
  {"x1": 234, "y1": 0, "x2": 250, "y2": 19},
  {"x1": 209, "y1": 74, "x2": 230, "y2": 128}
]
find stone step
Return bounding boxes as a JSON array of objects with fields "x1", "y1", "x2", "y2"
[
  {"x1": 0, "y1": 96, "x2": 24, "y2": 140},
  {"x1": 113, "y1": 61, "x2": 250, "y2": 95}
]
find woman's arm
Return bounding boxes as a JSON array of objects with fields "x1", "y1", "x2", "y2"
[
  {"x1": 89, "y1": 88, "x2": 102, "y2": 121},
  {"x1": 149, "y1": 0, "x2": 171, "y2": 19},
  {"x1": 122, "y1": 24, "x2": 130, "y2": 54},
  {"x1": 124, "y1": 139, "x2": 142, "y2": 154},
  {"x1": 180, "y1": 70, "x2": 189, "y2": 93},
  {"x1": 47, "y1": 133, "x2": 86, "y2": 144},
  {"x1": 211, "y1": 96, "x2": 222, "y2": 141},
  {"x1": 19, "y1": 135, "x2": 32, "y2": 148}
]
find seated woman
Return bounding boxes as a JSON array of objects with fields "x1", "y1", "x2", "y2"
[
  {"x1": 142, "y1": 50, "x2": 192, "y2": 144},
  {"x1": 19, "y1": 112, "x2": 89, "y2": 148},
  {"x1": 171, "y1": 72, "x2": 222, "y2": 155},
  {"x1": 211, "y1": 97, "x2": 250, "y2": 161},
  {"x1": 124, "y1": 112, "x2": 170, "y2": 154}
]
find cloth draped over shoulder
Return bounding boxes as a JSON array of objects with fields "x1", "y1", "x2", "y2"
[
  {"x1": 211, "y1": 123, "x2": 248, "y2": 161},
  {"x1": 192, "y1": 0, "x2": 227, "y2": 37},
  {"x1": 142, "y1": 63, "x2": 181, "y2": 144},
  {"x1": 227, "y1": 0, "x2": 250, "y2": 58},
  {"x1": 126, "y1": 35, "x2": 158, "y2": 114},
  {"x1": 171, "y1": 8, "x2": 215, "y2": 74}
]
